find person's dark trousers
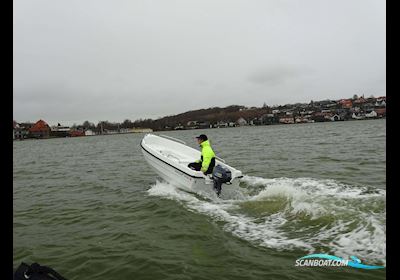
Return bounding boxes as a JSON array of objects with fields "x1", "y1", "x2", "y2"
[
  {"x1": 188, "y1": 162, "x2": 202, "y2": 171},
  {"x1": 188, "y1": 158, "x2": 216, "y2": 174},
  {"x1": 205, "y1": 158, "x2": 216, "y2": 175}
]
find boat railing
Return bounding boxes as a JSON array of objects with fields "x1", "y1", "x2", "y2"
[
  {"x1": 160, "y1": 135, "x2": 186, "y2": 145},
  {"x1": 216, "y1": 156, "x2": 226, "y2": 163}
]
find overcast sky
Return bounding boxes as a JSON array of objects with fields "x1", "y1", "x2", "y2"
[{"x1": 13, "y1": 0, "x2": 385, "y2": 125}]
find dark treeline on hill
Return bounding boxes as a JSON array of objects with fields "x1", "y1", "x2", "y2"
[
  {"x1": 152, "y1": 105, "x2": 261, "y2": 129},
  {"x1": 73, "y1": 105, "x2": 265, "y2": 131},
  {"x1": 131, "y1": 105, "x2": 275, "y2": 130}
]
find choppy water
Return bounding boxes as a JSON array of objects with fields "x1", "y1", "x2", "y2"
[{"x1": 13, "y1": 119, "x2": 386, "y2": 279}]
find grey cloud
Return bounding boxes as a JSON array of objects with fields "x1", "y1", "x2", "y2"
[
  {"x1": 13, "y1": 0, "x2": 385, "y2": 125},
  {"x1": 248, "y1": 65, "x2": 300, "y2": 86}
]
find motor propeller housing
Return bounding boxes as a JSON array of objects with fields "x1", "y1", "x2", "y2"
[{"x1": 212, "y1": 165, "x2": 232, "y2": 196}]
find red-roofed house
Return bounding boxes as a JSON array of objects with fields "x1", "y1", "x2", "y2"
[
  {"x1": 338, "y1": 99, "x2": 353, "y2": 108},
  {"x1": 29, "y1": 119, "x2": 50, "y2": 139}
]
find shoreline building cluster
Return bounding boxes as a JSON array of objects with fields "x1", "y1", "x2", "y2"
[
  {"x1": 168, "y1": 95, "x2": 386, "y2": 130},
  {"x1": 13, "y1": 95, "x2": 385, "y2": 140},
  {"x1": 13, "y1": 120, "x2": 153, "y2": 140}
]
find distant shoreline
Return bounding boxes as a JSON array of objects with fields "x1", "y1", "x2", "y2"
[{"x1": 13, "y1": 117, "x2": 385, "y2": 142}]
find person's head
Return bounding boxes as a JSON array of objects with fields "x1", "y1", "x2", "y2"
[{"x1": 196, "y1": 134, "x2": 208, "y2": 144}]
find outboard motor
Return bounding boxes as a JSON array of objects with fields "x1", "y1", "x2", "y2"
[
  {"x1": 14, "y1": 262, "x2": 67, "y2": 280},
  {"x1": 212, "y1": 165, "x2": 232, "y2": 196}
]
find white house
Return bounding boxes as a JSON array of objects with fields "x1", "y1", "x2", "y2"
[
  {"x1": 236, "y1": 117, "x2": 248, "y2": 126},
  {"x1": 51, "y1": 124, "x2": 70, "y2": 133},
  {"x1": 375, "y1": 100, "x2": 386, "y2": 107},
  {"x1": 352, "y1": 113, "x2": 365, "y2": 120},
  {"x1": 365, "y1": 111, "x2": 378, "y2": 118},
  {"x1": 187, "y1": 121, "x2": 198, "y2": 126},
  {"x1": 217, "y1": 121, "x2": 228, "y2": 127},
  {"x1": 330, "y1": 114, "x2": 342, "y2": 121},
  {"x1": 85, "y1": 129, "x2": 96, "y2": 136}
]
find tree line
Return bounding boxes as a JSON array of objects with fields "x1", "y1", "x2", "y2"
[{"x1": 73, "y1": 105, "x2": 265, "y2": 131}]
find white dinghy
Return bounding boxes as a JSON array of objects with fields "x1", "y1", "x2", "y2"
[{"x1": 141, "y1": 134, "x2": 243, "y2": 198}]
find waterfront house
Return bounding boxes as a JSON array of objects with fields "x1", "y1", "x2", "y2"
[
  {"x1": 330, "y1": 114, "x2": 344, "y2": 121},
  {"x1": 29, "y1": 119, "x2": 50, "y2": 139},
  {"x1": 103, "y1": 129, "x2": 119, "y2": 135},
  {"x1": 261, "y1": 114, "x2": 277, "y2": 125},
  {"x1": 250, "y1": 118, "x2": 262, "y2": 125},
  {"x1": 50, "y1": 123, "x2": 70, "y2": 137},
  {"x1": 353, "y1": 96, "x2": 367, "y2": 105},
  {"x1": 70, "y1": 130, "x2": 85, "y2": 137},
  {"x1": 312, "y1": 112, "x2": 332, "y2": 122},
  {"x1": 19, "y1": 122, "x2": 34, "y2": 129},
  {"x1": 85, "y1": 129, "x2": 96, "y2": 136},
  {"x1": 198, "y1": 121, "x2": 210, "y2": 129},
  {"x1": 174, "y1": 125, "x2": 184, "y2": 130},
  {"x1": 338, "y1": 99, "x2": 353, "y2": 109},
  {"x1": 279, "y1": 116, "x2": 294, "y2": 124},
  {"x1": 322, "y1": 111, "x2": 333, "y2": 120},
  {"x1": 374, "y1": 108, "x2": 386, "y2": 117},
  {"x1": 295, "y1": 117, "x2": 308, "y2": 123},
  {"x1": 363, "y1": 102, "x2": 375, "y2": 111},
  {"x1": 352, "y1": 112, "x2": 366, "y2": 120},
  {"x1": 187, "y1": 120, "x2": 198, "y2": 126},
  {"x1": 365, "y1": 110, "x2": 378, "y2": 118},
  {"x1": 236, "y1": 117, "x2": 248, "y2": 126},
  {"x1": 375, "y1": 99, "x2": 386, "y2": 107},
  {"x1": 14, "y1": 122, "x2": 33, "y2": 140},
  {"x1": 216, "y1": 121, "x2": 229, "y2": 128},
  {"x1": 186, "y1": 121, "x2": 199, "y2": 129}
]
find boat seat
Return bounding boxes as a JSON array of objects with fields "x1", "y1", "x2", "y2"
[{"x1": 159, "y1": 150, "x2": 188, "y2": 163}]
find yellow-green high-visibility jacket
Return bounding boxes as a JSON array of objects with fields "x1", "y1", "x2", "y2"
[{"x1": 196, "y1": 140, "x2": 216, "y2": 172}]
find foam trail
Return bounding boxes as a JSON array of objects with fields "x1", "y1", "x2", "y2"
[{"x1": 147, "y1": 176, "x2": 386, "y2": 264}]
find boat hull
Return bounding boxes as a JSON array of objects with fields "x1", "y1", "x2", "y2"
[
  {"x1": 141, "y1": 134, "x2": 243, "y2": 198},
  {"x1": 142, "y1": 148, "x2": 197, "y2": 189},
  {"x1": 141, "y1": 146, "x2": 242, "y2": 198}
]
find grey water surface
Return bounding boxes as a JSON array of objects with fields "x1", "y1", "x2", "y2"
[{"x1": 13, "y1": 119, "x2": 386, "y2": 280}]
